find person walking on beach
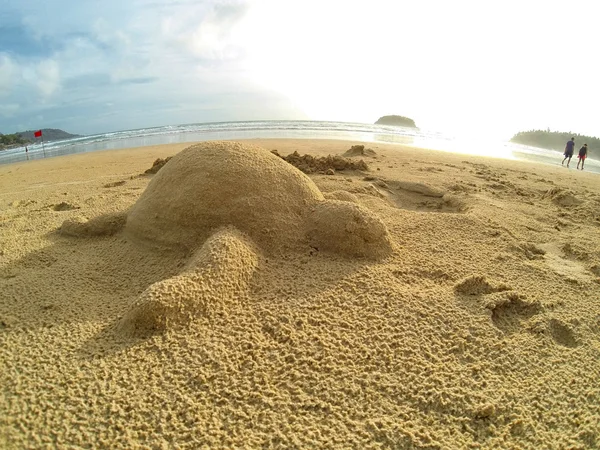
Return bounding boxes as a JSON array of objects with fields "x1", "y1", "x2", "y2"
[
  {"x1": 25, "y1": 146, "x2": 29, "y2": 161},
  {"x1": 562, "y1": 137, "x2": 575, "y2": 167},
  {"x1": 576, "y1": 143, "x2": 588, "y2": 170}
]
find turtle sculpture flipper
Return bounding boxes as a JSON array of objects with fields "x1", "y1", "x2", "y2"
[{"x1": 116, "y1": 227, "x2": 259, "y2": 338}]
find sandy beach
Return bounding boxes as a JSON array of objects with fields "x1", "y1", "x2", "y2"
[{"x1": 1, "y1": 139, "x2": 599, "y2": 449}]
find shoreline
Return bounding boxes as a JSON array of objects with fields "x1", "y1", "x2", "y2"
[
  {"x1": 1, "y1": 121, "x2": 597, "y2": 174},
  {"x1": 1, "y1": 136, "x2": 597, "y2": 169},
  {"x1": 2, "y1": 137, "x2": 599, "y2": 176},
  {"x1": 2, "y1": 139, "x2": 599, "y2": 196}
]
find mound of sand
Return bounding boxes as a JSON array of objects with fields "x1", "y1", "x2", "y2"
[
  {"x1": 116, "y1": 228, "x2": 259, "y2": 337},
  {"x1": 273, "y1": 150, "x2": 369, "y2": 174},
  {"x1": 323, "y1": 190, "x2": 360, "y2": 203},
  {"x1": 454, "y1": 275, "x2": 508, "y2": 295},
  {"x1": 126, "y1": 142, "x2": 325, "y2": 252},
  {"x1": 343, "y1": 144, "x2": 377, "y2": 157},
  {"x1": 144, "y1": 157, "x2": 172, "y2": 174},
  {"x1": 391, "y1": 180, "x2": 445, "y2": 198},
  {"x1": 305, "y1": 200, "x2": 394, "y2": 259},
  {"x1": 60, "y1": 212, "x2": 127, "y2": 237},
  {"x1": 543, "y1": 187, "x2": 583, "y2": 207}
]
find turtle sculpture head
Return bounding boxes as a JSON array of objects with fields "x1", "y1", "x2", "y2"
[{"x1": 124, "y1": 141, "x2": 394, "y2": 259}]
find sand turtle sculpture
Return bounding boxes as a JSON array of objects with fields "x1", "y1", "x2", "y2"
[{"x1": 61, "y1": 141, "x2": 394, "y2": 337}]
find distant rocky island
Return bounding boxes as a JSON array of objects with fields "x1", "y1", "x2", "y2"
[
  {"x1": 0, "y1": 128, "x2": 81, "y2": 150},
  {"x1": 511, "y1": 130, "x2": 599, "y2": 152},
  {"x1": 374, "y1": 115, "x2": 417, "y2": 128}
]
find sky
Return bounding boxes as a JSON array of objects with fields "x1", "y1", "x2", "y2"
[{"x1": 0, "y1": 0, "x2": 598, "y2": 140}]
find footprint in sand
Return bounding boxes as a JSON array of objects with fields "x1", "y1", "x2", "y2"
[
  {"x1": 454, "y1": 275, "x2": 542, "y2": 333},
  {"x1": 9, "y1": 199, "x2": 37, "y2": 208},
  {"x1": 547, "y1": 318, "x2": 580, "y2": 348},
  {"x1": 103, "y1": 180, "x2": 126, "y2": 188},
  {"x1": 538, "y1": 243, "x2": 596, "y2": 284},
  {"x1": 52, "y1": 202, "x2": 79, "y2": 211},
  {"x1": 510, "y1": 242, "x2": 546, "y2": 260},
  {"x1": 487, "y1": 293, "x2": 542, "y2": 333},
  {"x1": 543, "y1": 188, "x2": 583, "y2": 207},
  {"x1": 561, "y1": 243, "x2": 590, "y2": 261},
  {"x1": 455, "y1": 275, "x2": 582, "y2": 345}
]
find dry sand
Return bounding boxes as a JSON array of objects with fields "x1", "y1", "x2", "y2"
[{"x1": 1, "y1": 139, "x2": 599, "y2": 449}]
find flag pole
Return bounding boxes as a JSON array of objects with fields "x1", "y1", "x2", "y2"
[{"x1": 42, "y1": 134, "x2": 46, "y2": 158}]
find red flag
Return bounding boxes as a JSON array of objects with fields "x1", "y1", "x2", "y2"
[{"x1": 34, "y1": 130, "x2": 42, "y2": 138}]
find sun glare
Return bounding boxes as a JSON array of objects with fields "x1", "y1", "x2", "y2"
[{"x1": 240, "y1": 1, "x2": 418, "y2": 123}]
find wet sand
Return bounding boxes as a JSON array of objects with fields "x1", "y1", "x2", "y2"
[{"x1": 1, "y1": 139, "x2": 599, "y2": 449}]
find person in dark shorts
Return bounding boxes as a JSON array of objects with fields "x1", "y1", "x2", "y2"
[
  {"x1": 576, "y1": 143, "x2": 588, "y2": 170},
  {"x1": 562, "y1": 137, "x2": 575, "y2": 167}
]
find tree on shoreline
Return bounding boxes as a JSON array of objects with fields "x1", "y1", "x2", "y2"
[
  {"x1": 0, "y1": 128, "x2": 81, "y2": 151},
  {"x1": 374, "y1": 115, "x2": 417, "y2": 128},
  {"x1": 511, "y1": 129, "x2": 599, "y2": 153},
  {"x1": 0, "y1": 133, "x2": 31, "y2": 150}
]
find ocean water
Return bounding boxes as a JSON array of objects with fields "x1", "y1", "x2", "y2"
[{"x1": 1, "y1": 120, "x2": 598, "y2": 174}]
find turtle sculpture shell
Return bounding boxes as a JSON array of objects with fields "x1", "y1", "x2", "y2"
[{"x1": 125, "y1": 141, "x2": 325, "y2": 252}]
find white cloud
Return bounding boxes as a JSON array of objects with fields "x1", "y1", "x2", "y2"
[
  {"x1": 2, "y1": 56, "x2": 61, "y2": 103},
  {"x1": 34, "y1": 59, "x2": 61, "y2": 97},
  {"x1": 1, "y1": 0, "x2": 301, "y2": 134},
  {"x1": 0, "y1": 53, "x2": 17, "y2": 97},
  {"x1": 92, "y1": 18, "x2": 131, "y2": 50},
  {"x1": 0, "y1": 103, "x2": 20, "y2": 118},
  {"x1": 160, "y1": 1, "x2": 250, "y2": 62}
]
